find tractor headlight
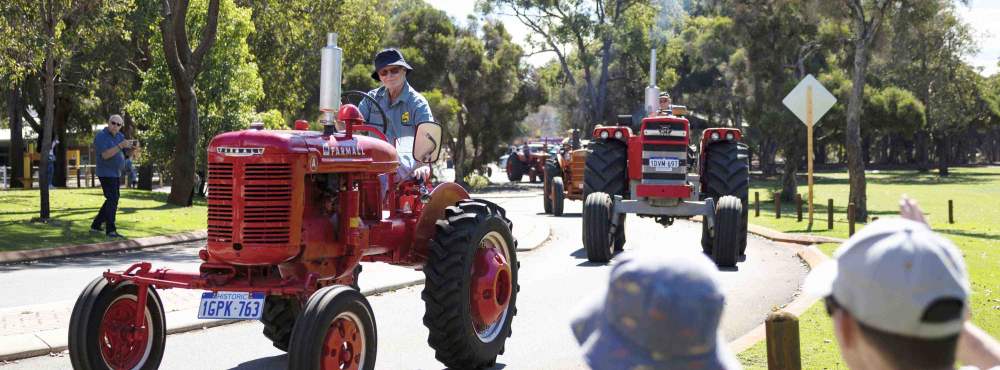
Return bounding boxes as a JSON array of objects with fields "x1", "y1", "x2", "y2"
[
  {"x1": 614, "y1": 130, "x2": 624, "y2": 139},
  {"x1": 600, "y1": 130, "x2": 610, "y2": 139},
  {"x1": 710, "y1": 132, "x2": 720, "y2": 141},
  {"x1": 725, "y1": 132, "x2": 734, "y2": 141}
]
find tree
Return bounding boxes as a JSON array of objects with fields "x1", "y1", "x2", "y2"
[
  {"x1": 240, "y1": 0, "x2": 386, "y2": 121},
  {"x1": 159, "y1": 0, "x2": 221, "y2": 206},
  {"x1": 835, "y1": 0, "x2": 900, "y2": 221},
  {"x1": 481, "y1": 0, "x2": 649, "y2": 127},
  {"x1": 128, "y1": 0, "x2": 262, "y2": 192}
]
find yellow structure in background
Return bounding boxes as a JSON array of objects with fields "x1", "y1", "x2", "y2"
[{"x1": 18, "y1": 143, "x2": 82, "y2": 188}]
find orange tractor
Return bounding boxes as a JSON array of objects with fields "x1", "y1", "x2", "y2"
[
  {"x1": 67, "y1": 34, "x2": 519, "y2": 370},
  {"x1": 542, "y1": 130, "x2": 588, "y2": 216}
]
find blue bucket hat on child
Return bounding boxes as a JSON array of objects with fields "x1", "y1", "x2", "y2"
[
  {"x1": 571, "y1": 250, "x2": 740, "y2": 370},
  {"x1": 370, "y1": 48, "x2": 413, "y2": 81}
]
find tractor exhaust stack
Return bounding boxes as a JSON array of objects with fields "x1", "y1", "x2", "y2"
[
  {"x1": 644, "y1": 48, "x2": 660, "y2": 117},
  {"x1": 319, "y1": 32, "x2": 343, "y2": 133}
]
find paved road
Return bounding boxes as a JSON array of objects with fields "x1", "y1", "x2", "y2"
[{"x1": 3, "y1": 193, "x2": 806, "y2": 370}]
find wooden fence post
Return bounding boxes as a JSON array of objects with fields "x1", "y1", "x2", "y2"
[
  {"x1": 755, "y1": 191, "x2": 760, "y2": 217},
  {"x1": 796, "y1": 193, "x2": 803, "y2": 222},
  {"x1": 827, "y1": 199, "x2": 834, "y2": 230},
  {"x1": 848, "y1": 202, "x2": 856, "y2": 236},
  {"x1": 948, "y1": 200, "x2": 954, "y2": 224},
  {"x1": 775, "y1": 192, "x2": 781, "y2": 219},
  {"x1": 766, "y1": 310, "x2": 802, "y2": 370}
]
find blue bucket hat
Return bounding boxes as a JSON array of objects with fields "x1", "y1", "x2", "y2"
[
  {"x1": 571, "y1": 251, "x2": 740, "y2": 370},
  {"x1": 371, "y1": 48, "x2": 413, "y2": 81}
]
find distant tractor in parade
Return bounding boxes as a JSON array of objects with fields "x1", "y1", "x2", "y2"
[
  {"x1": 505, "y1": 141, "x2": 554, "y2": 183},
  {"x1": 542, "y1": 130, "x2": 589, "y2": 216},
  {"x1": 582, "y1": 50, "x2": 749, "y2": 267},
  {"x1": 67, "y1": 34, "x2": 519, "y2": 370}
]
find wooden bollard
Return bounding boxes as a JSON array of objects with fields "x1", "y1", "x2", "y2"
[
  {"x1": 755, "y1": 191, "x2": 760, "y2": 217},
  {"x1": 766, "y1": 310, "x2": 802, "y2": 370},
  {"x1": 796, "y1": 193, "x2": 803, "y2": 222},
  {"x1": 848, "y1": 202, "x2": 856, "y2": 236},
  {"x1": 948, "y1": 200, "x2": 954, "y2": 224},
  {"x1": 827, "y1": 199, "x2": 834, "y2": 230},
  {"x1": 775, "y1": 192, "x2": 781, "y2": 219}
]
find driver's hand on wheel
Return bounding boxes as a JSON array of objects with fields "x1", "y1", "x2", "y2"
[{"x1": 413, "y1": 166, "x2": 431, "y2": 182}]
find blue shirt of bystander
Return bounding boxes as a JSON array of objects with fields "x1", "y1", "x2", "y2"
[{"x1": 93, "y1": 128, "x2": 126, "y2": 178}]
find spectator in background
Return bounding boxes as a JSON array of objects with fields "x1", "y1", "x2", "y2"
[
  {"x1": 806, "y1": 197, "x2": 1000, "y2": 369},
  {"x1": 571, "y1": 250, "x2": 740, "y2": 370},
  {"x1": 122, "y1": 153, "x2": 137, "y2": 188},
  {"x1": 47, "y1": 137, "x2": 59, "y2": 189},
  {"x1": 90, "y1": 114, "x2": 131, "y2": 239}
]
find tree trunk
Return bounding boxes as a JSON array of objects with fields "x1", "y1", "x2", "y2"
[
  {"x1": 39, "y1": 35, "x2": 55, "y2": 220},
  {"x1": 934, "y1": 130, "x2": 949, "y2": 176},
  {"x1": 453, "y1": 108, "x2": 468, "y2": 188},
  {"x1": 167, "y1": 85, "x2": 199, "y2": 205},
  {"x1": 845, "y1": 37, "x2": 871, "y2": 222},
  {"x1": 8, "y1": 86, "x2": 25, "y2": 188},
  {"x1": 780, "y1": 147, "x2": 799, "y2": 202},
  {"x1": 914, "y1": 130, "x2": 929, "y2": 172}
]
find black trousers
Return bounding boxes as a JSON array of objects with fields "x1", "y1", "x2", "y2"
[{"x1": 91, "y1": 176, "x2": 120, "y2": 234}]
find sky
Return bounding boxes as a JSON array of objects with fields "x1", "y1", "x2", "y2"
[
  {"x1": 426, "y1": 0, "x2": 1000, "y2": 76},
  {"x1": 956, "y1": 0, "x2": 1000, "y2": 76}
]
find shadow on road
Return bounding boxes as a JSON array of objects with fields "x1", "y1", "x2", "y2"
[{"x1": 230, "y1": 354, "x2": 286, "y2": 369}]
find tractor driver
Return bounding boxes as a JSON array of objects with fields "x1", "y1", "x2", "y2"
[
  {"x1": 358, "y1": 48, "x2": 434, "y2": 182},
  {"x1": 658, "y1": 91, "x2": 673, "y2": 115}
]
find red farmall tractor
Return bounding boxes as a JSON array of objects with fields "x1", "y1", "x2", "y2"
[
  {"x1": 581, "y1": 50, "x2": 749, "y2": 267},
  {"x1": 68, "y1": 34, "x2": 519, "y2": 370},
  {"x1": 542, "y1": 131, "x2": 589, "y2": 216}
]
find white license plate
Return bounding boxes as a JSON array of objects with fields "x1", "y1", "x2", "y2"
[
  {"x1": 649, "y1": 157, "x2": 680, "y2": 171},
  {"x1": 198, "y1": 292, "x2": 265, "y2": 320}
]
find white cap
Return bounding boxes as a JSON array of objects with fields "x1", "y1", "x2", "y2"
[{"x1": 805, "y1": 218, "x2": 969, "y2": 339}]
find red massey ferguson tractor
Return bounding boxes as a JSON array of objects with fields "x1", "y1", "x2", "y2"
[
  {"x1": 581, "y1": 50, "x2": 749, "y2": 267},
  {"x1": 67, "y1": 34, "x2": 518, "y2": 370}
]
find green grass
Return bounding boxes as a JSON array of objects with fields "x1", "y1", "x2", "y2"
[
  {"x1": 738, "y1": 166, "x2": 1000, "y2": 368},
  {"x1": 0, "y1": 188, "x2": 207, "y2": 252}
]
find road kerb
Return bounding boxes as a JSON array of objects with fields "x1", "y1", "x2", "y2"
[
  {"x1": 728, "y1": 243, "x2": 830, "y2": 353},
  {"x1": 0, "y1": 231, "x2": 207, "y2": 264}
]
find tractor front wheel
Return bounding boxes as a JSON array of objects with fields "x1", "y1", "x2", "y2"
[
  {"x1": 711, "y1": 196, "x2": 742, "y2": 267},
  {"x1": 551, "y1": 177, "x2": 565, "y2": 216},
  {"x1": 583, "y1": 192, "x2": 615, "y2": 263},
  {"x1": 288, "y1": 286, "x2": 377, "y2": 370},
  {"x1": 69, "y1": 277, "x2": 166, "y2": 370},
  {"x1": 701, "y1": 141, "x2": 750, "y2": 255},
  {"x1": 422, "y1": 199, "x2": 519, "y2": 369}
]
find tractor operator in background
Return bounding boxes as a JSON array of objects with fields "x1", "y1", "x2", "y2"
[
  {"x1": 358, "y1": 48, "x2": 434, "y2": 181},
  {"x1": 658, "y1": 91, "x2": 673, "y2": 115}
]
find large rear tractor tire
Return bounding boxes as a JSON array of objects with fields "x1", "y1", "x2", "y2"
[
  {"x1": 701, "y1": 141, "x2": 750, "y2": 255},
  {"x1": 543, "y1": 159, "x2": 561, "y2": 214},
  {"x1": 507, "y1": 157, "x2": 525, "y2": 182},
  {"x1": 261, "y1": 295, "x2": 302, "y2": 352},
  {"x1": 69, "y1": 277, "x2": 167, "y2": 370},
  {"x1": 551, "y1": 177, "x2": 565, "y2": 216},
  {"x1": 422, "y1": 199, "x2": 519, "y2": 369},
  {"x1": 583, "y1": 140, "x2": 628, "y2": 198},
  {"x1": 583, "y1": 192, "x2": 614, "y2": 263},
  {"x1": 288, "y1": 286, "x2": 377, "y2": 370},
  {"x1": 712, "y1": 196, "x2": 742, "y2": 267}
]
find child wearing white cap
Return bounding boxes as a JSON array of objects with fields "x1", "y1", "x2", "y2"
[{"x1": 805, "y1": 197, "x2": 999, "y2": 369}]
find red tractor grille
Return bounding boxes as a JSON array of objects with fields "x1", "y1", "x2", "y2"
[
  {"x1": 245, "y1": 163, "x2": 293, "y2": 180},
  {"x1": 208, "y1": 225, "x2": 233, "y2": 243},
  {"x1": 241, "y1": 163, "x2": 293, "y2": 245}
]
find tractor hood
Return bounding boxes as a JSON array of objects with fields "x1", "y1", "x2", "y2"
[{"x1": 208, "y1": 129, "x2": 399, "y2": 165}]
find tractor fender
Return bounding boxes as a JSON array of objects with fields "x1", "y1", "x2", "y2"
[{"x1": 410, "y1": 182, "x2": 470, "y2": 264}]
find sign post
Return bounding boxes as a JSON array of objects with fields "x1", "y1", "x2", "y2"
[{"x1": 782, "y1": 75, "x2": 836, "y2": 228}]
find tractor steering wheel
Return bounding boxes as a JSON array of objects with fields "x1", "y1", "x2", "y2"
[{"x1": 343, "y1": 90, "x2": 390, "y2": 137}]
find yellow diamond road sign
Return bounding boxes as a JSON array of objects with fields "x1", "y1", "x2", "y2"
[{"x1": 782, "y1": 74, "x2": 836, "y2": 127}]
